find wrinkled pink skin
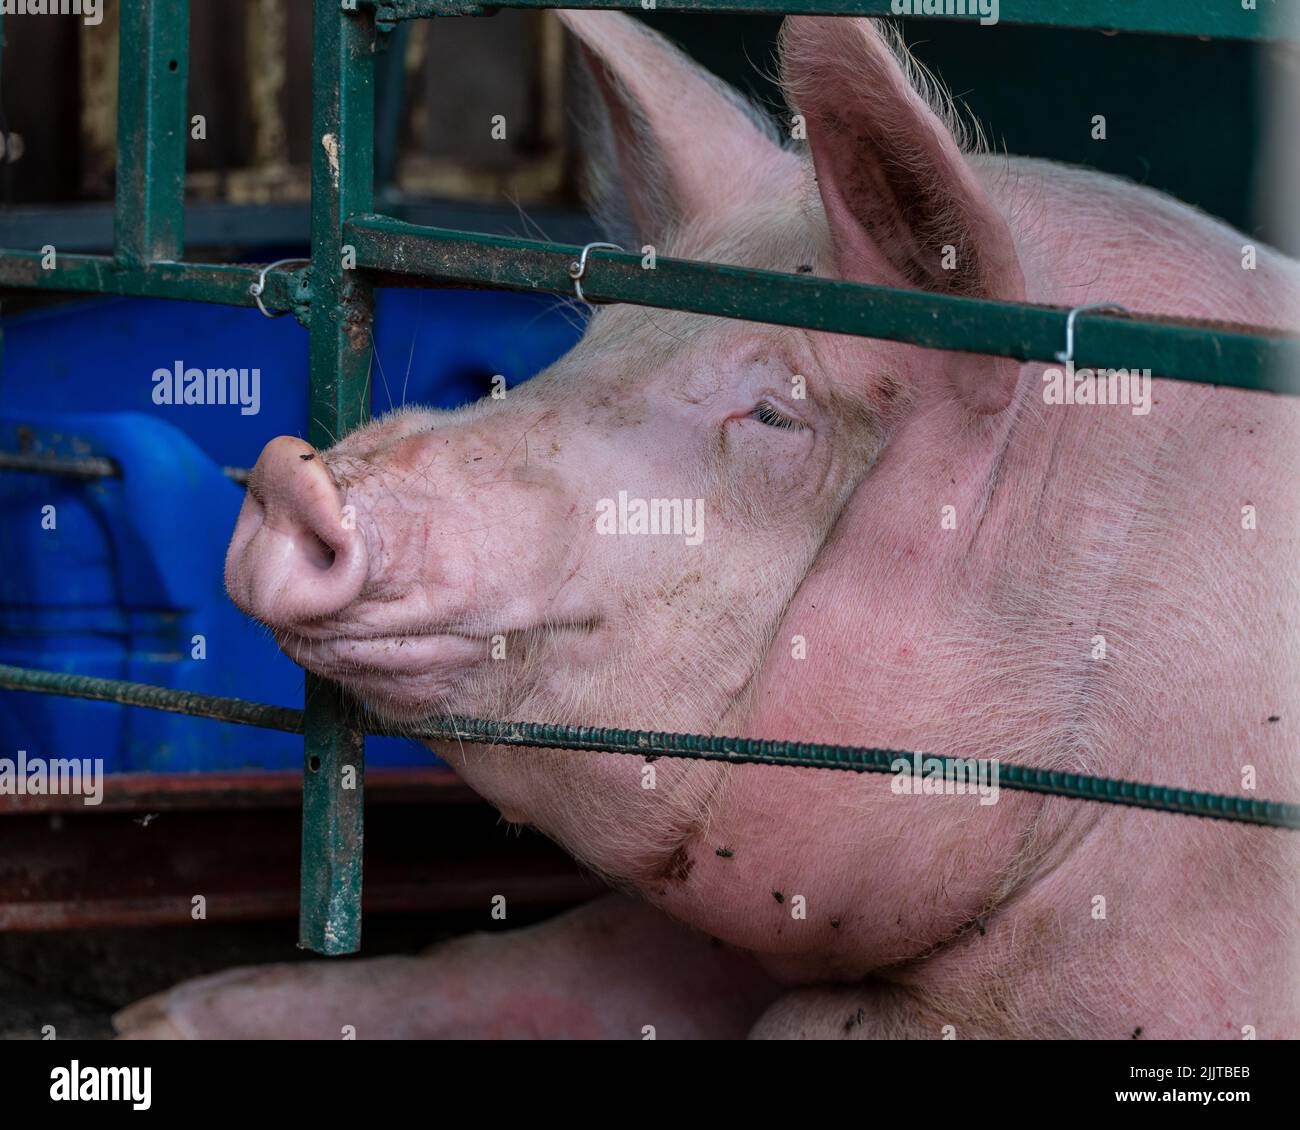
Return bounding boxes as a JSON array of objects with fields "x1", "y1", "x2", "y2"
[{"x1": 124, "y1": 14, "x2": 1299, "y2": 1038}]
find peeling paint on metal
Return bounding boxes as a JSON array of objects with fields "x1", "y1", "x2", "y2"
[{"x1": 321, "y1": 132, "x2": 340, "y2": 189}]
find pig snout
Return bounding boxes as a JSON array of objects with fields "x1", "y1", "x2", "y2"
[{"x1": 225, "y1": 436, "x2": 368, "y2": 628}]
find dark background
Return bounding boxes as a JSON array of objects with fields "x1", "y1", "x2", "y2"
[
  {"x1": 0, "y1": 6, "x2": 1289, "y2": 251},
  {"x1": 643, "y1": 13, "x2": 1280, "y2": 248}
]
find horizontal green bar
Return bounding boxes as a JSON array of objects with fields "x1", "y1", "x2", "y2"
[
  {"x1": 423, "y1": 718, "x2": 1300, "y2": 831},
  {"x1": 0, "y1": 450, "x2": 250, "y2": 485},
  {"x1": 0, "y1": 453, "x2": 119, "y2": 480},
  {"x1": 367, "y1": 0, "x2": 1296, "y2": 42},
  {"x1": 2, "y1": 663, "x2": 1296, "y2": 829},
  {"x1": 0, "y1": 251, "x2": 308, "y2": 313},
  {"x1": 0, "y1": 664, "x2": 303, "y2": 734},
  {"x1": 346, "y1": 217, "x2": 1299, "y2": 395}
]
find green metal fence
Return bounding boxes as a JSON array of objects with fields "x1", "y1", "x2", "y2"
[{"x1": 1, "y1": 1, "x2": 1298, "y2": 956}]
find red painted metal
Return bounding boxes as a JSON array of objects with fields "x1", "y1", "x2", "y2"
[
  {"x1": 0, "y1": 769, "x2": 600, "y2": 931},
  {"x1": 0, "y1": 767, "x2": 476, "y2": 814}
]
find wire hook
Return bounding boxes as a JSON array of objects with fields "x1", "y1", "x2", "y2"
[
  {"x1": 248, "y1": 258, "x2": 310, "y2": 319},
  {"x1": 1056, "y1": 302, "x2": 1130, "y2": 364},
  {"x1": 568, "y1": 242, "x2": 622, "y2": 305}
]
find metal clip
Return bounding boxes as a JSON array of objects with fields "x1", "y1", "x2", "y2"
[
  {"x1": 1056, "y1": 302, "x2": 1130, "y2": 364},
  {"x1": 568, "y1": 242, "x2": 622, "y2": 305},
  {"x1": 249, "y1": 258, "x2": 310, "y2": 319}
]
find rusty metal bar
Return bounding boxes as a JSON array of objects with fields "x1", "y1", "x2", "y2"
[
  {"x1": 297, "y1": 0, "x2": 379, "y2": 957},
  {"x1": 0, "y1": 768, "x2": 476, "y2": 815},
  {"x1": 0, "y1": 791, "x2": 599, "y2": 931}
]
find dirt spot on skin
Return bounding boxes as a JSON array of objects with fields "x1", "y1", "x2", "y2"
[
  {"x1": 1131, "y1": 1027, "x2": 1143, "y2": 1039},
  {"x1": 844, "y1": 1007, "x2": 866, "y2": 1034},
  {"x1": 830, "y1": 917, "x2": 841, "y2": 929},
  {"x1": 663, "y1": 572, "x2": 703, "y2": 604},
  {"x1": 715, "y1": 847, "x2": 733, "y2": 858},
  {"x1": 656, "y1": 845, "x2": 694, "y2": 884},
  {"x1": 772, "y1": 890, "x2": 784, "y2": 904},
  {"x1": 299, "y1": 452, "x2": 315, "y2": 462},
  {"x1": 1267, "y1": 715, "x2": 1280, "y2": 723}
]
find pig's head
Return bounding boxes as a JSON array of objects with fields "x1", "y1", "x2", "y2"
[{"x1": 225, "y1": 13, "x2": 1026, "y2": 742}]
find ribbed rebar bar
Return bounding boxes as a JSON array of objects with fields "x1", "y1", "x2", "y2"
[
  {"x1": 1, "y1": 664, "x2": 1295, "y2": 830},
  {"x1": 0, "y1": 663, "x2": 302, "y2": 733}
]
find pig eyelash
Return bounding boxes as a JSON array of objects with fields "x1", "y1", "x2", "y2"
[{"x1": 751, "y1": 400, "x2": 805, "y2": 431}]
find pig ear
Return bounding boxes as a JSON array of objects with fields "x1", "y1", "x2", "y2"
[
  {"x1": 780, "y1": 17, "x2": 1025, "y2": 414},
  {"x1": 560, "y1": 10, "x2": 796, "y2": 247}
]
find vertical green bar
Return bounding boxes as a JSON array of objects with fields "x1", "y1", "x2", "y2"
[
  {"x1": 114, "y1": 0, "x2": 190, "y2": 264},
  {"x1": 300, "y1": 0, "x2": 375, "y2": 956}
]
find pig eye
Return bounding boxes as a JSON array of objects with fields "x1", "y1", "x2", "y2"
[{"x1": 750, "y1": 400, "x2": 804, "y2": 431}]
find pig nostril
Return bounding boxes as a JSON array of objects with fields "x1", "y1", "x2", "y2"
[
  {"x1": 302, "y1": 532, "x2": 336, "y2": 572},
  {"x1": 230, "y1": 435, "x2": 369, "y2": 628}
]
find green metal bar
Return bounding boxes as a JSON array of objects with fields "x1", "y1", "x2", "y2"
[
  {"x1": 365, "y1": 0, "x2": 1298, "y2": 42},
  {"x1": 0, "y1": 664, "x2": 302, "y2": 734},
  {"x1": 0, "y1": 251, "x2": 308, "y2": 313},
  {"x1": 299, "y1": 0, "x2": 378, "y2": 957},
  {"x1": 0, "y1": 450, "x2": 250, "y2": 485},
  {"x1": 114, "y1": 0, "x2": 191, "y2": 264},
  {"x1": 419, "y1": 718, "x2": 1300, "y2": 831},
  {"x1": 2, "y1": 664, "x2": 1296, "y2": 830},
  {"x1": 0, "y1": 453, "x2": 119, "y2": 479},
  {"x1": 346, "y1": 217, "x2": 1300, "y2": 395}
]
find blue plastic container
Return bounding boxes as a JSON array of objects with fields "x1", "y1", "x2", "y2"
[{"x1": 0, "y1": 288, "x2": 583, "y2": 771}]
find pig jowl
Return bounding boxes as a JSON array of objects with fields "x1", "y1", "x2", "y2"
[{"x1": 155, "y1": 12, "x2": 1300, "y2": 1039}]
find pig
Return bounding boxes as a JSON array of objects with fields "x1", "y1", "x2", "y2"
[{"x1": 116, "y1": 11, "x2": 1299, "y2": 1039}]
